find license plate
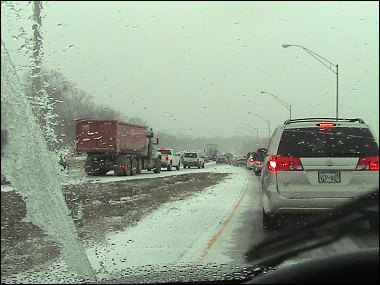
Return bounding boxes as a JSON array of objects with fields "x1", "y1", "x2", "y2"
[{"x1": 318, "y1": 170, "x2": 341, "y2": 183}]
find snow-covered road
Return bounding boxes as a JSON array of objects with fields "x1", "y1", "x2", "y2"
[{"x1": 85, "y1": 164, "x2": 255, "y2": 281}]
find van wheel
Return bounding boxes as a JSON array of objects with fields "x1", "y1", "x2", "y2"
[
  {"x1": 176, "y1": 163, "x2": 180, "y2": 170},
  {"x1": 167, "y1": 162, "x2": 172, "y2": 171},
  {"x1": 263, "y1": 209, "x2": 277, "y2": 230}
]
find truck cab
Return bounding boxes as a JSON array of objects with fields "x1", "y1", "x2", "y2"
[{"x1": 157, "y1": 148, "x2": 181, "y2": 171}]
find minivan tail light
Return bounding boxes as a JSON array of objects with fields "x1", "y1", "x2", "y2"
[
  {"x1": 267, "y1": 155, "x2": 303, "y2": 171},
  {"x1": 250, "y1": 158, "x2": 254, "y2": 163},
  {"x1": 356, "y1": 156, "x2": 379, "y2": 171}
]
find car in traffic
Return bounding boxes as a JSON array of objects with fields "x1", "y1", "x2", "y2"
[
  {"x1": 246, "y1": 152, "x2": 256, "y2": 170},
  {"x1": 182, "y1": 151, "x2": 205, "y2": 169},
  {"x1": 157, "y1": 148, "x2": 181, "y2": 171},
  {"x1": 260, "y1": 118, "x2": 379, "y2": 230},
  {"x1": 216, "y1": 154, "x2": 229, "y2": 164},
  {"x1": 253, "y1": 148, "x2": 267, "y2": 176},
  {"x1": 234, "y1": 156, "x2": 247, "y2": 167}
]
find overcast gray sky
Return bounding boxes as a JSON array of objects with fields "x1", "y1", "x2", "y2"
[{"x1": 2, "y1": 1, "x2": 379, "y2": 139}]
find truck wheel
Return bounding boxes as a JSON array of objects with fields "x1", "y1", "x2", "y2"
[
  {"x1": 154, "y1": 159, "x2": 161, "y2": 173},
  {"x1": 114, "y1": 155, "x2": 127, "y2": 176},
  {"x1": 85, "y1": 155, "x2": 108, "y2": 176},
  {"x1": 136, "y1": 158, "x2": 142, "y2": 174},
  {"x1": 131, "y1": 158, "x2": 137, "y2": 176},
  {"x1": 167, "y1": 162, "x2": 172, "y2": 171},
  {"x1": 125, "y1": 158, "x2": 132, "y2": 176},
  {"x1": 176, "y1": 163, "x2": 180, "y2": 170}
]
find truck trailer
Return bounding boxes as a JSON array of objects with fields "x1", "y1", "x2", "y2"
[{"x1": 75, "y1": 119, "x2": 161, "y2": 176}]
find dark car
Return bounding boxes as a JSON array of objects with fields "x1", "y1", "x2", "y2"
[
  {"x1": 216, "y1": 155, "x2": 228, "y2": 164},
  {"x1": 253, "y1": 148, "x2": 267, "y2": 176}
]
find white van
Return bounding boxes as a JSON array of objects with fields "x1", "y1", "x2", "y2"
[{"x1": 182, "y1": 152, "x2": 205, "y2": 169}]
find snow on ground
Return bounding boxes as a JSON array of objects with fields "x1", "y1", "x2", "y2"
[
  {"x1": 2, "y1": 163, "x2": 254, "y2": 283},
  {"x1": 62, "y1": 161, "x2": 224, "y2": 186},
  {"x1": 85, "y1": 164, "x2": 251, "y2": 280}
]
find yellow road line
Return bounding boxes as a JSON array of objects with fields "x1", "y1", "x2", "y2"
[{"x1": 192, "y1": 175, "x2": 249, "y2": 267}]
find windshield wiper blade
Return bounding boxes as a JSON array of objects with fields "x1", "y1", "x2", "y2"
[{"x1": 245, "y1": 190, "x2": 379, "y2": 267}]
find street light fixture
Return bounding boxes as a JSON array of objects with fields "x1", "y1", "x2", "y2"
[
  {"x1": 248, "y1": 112, "x2": 270, "y2": 140},
  {"x1": 282, "y1": 44, "x2": 339, "y2": 120},
  {"x1": 261, "y1": 91, "x2": 292, "y2": 120}
]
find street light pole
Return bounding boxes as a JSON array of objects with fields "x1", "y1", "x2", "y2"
[
  {"x1": 261, "y1": 91, "x2": 292, "y2": 120},
  {"x1": 282, "y1": 44, "x2": 339, "y2": 120},
  {"x1": 248, "y1": 112, "x2": 270, "y2": 140},
  {"x1": 243, "y1": 123, "x2": 259, "y2": 147}
]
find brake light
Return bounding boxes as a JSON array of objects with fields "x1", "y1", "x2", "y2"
[
  {"x1": 356, "y1": 156, "x2": 379, "y2": 171},
  {"x1": 267, "y1": 155, "x2": 303, "y2": 171},
  {"x1": 165, "y1": 155, "x2": 169, "y2": 161},
  {"x1": 318, "y1": 122, "x2": 335, "y2": 129},
  {"x1": 160, "y1": 148, "x2": 166, "y2": 151},
  {"x1": 257, "y1": 161, "x2": 262, "y2": 166},
  {"x1": 250, "y1": 158, "x2": 254, "y2": 163}
]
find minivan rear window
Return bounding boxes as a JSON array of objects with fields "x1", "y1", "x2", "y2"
[
  {"x1": 277, "y1": 127, "x2": 379, "y2": 157},
  {"x1": 184, "y1": 152, "x2": 197, "y2": 158}
]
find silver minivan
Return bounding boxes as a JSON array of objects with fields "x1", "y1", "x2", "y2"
[
  {"x1": 260, "y1": 118, "x2": 379, "y2": 229},
  {"x1": 182, "y1": 152, "x2": 205, "y2": 169}
]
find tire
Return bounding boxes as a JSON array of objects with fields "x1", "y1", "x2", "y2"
[
  {"x1": 167, "y1": 162, "x2": 172, "y2": 171},
  {"x1": 114, "y1": 155, "x2": 127, "y2": 176},
  {"x1": 136, "y1": 158, "x2": 142, "y2": 174},
  {"x1": 125, "y1": 157, "x2": 132, "y2": 176},
  {"x1": 263, "y1": 209, "x2": 277, "y2": 230},
  {"x1": 176, "y1": 163, "x2": 180, "y2": 170},
  {"x1": 255, "y1": 170, "x2": 260, "y2": 176},
  {"x1": 86, "y1": 168, "x2": 107, "y2": 176},
  {"x1": 154, "y1": 159, "x2": 161, "y2": 173},
  {"x1": 131, "y1": 158, "x2": 137, "y2": 176},
  {"x1": 85, "y1": 155, "x2": 108, "y2": 176},
  {"x1": 202, "y1": 163, "x2": 205, "y2": 169}
]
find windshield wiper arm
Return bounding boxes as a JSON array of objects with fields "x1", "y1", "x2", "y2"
[{"x1": 245, "y1": 190, "x2": 379, "y2": 267}]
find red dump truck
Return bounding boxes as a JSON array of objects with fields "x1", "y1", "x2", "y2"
[{"x1": 75, "y1": 119, "x2": 161, "y2": 176}]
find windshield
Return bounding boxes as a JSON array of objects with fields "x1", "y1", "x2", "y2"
[{"x1": 1, "y1": 1, "x2": 379, "y2": 284}]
